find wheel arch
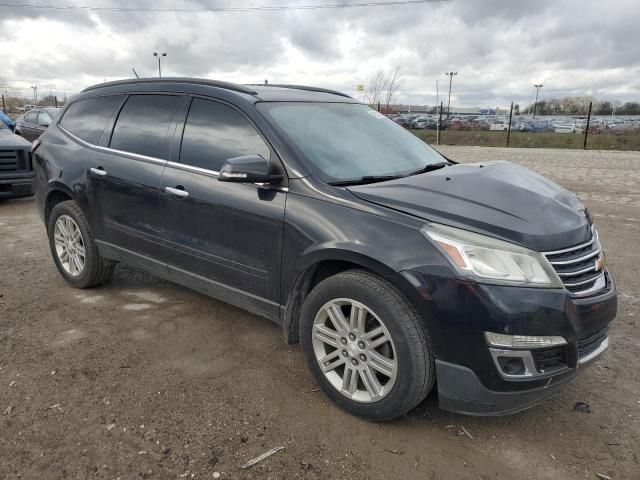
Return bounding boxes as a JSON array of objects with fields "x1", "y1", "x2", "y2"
[
  {"x1": 44, "y1": 183, "x2": 75, "y2": 226},
  {"x1": 281, "y1": 249, "x2": 408, "y2": 345}
]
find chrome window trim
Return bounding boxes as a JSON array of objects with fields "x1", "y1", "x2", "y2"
[
  {"x1": 166, "y1": 160, "x2": 219, "y2": 177},
  {"x1": 578, "y1": 336, "x2": 609, "y2": 365},
  {"x1": 94, "y1": 145, "x2": 167, "y2": 165},
  {"x1": 60, "y1": 124, "x2": 290, "y2": 192},
  {"x1": 59, "y1": 124, "x2": 167, "y2": 166}
]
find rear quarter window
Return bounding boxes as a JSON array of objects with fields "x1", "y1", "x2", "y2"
[{"x1": 60, "y1": 95, "x2": 124, "y2": 145}]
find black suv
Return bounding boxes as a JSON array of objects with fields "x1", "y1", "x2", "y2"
[{"x1": 33, "y1": 78, "x2": 616, "y2": 420}]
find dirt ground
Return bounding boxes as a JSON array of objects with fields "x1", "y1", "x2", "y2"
[{"x1": 1, "y1": 146, "x2": 639, "y2": 480}]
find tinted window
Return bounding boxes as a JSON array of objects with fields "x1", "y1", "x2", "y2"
[
  {"x1": 25, "y1": 111, "x2": 38, "y2": 123},
  {"x1": 60, "y1": 95, "x2": 124, "y2": 144},
  {"x1": 110, "y1": 95, "x2": 183, "y2": 160},
  {"x1": 180, "y1": 98, "x2": 269, "y2": 171}
]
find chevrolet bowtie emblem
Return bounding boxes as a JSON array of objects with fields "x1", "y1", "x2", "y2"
[{"x1": 595, "y1": 255, "x2": 606, "y2": 271}]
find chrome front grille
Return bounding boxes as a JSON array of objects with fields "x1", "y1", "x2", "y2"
[{"x1": 543, "y1": 227, "x2": 606, "y2": 297}]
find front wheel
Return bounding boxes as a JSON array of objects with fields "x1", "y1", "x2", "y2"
[{"x1": 300, "y1": 270, "x2": 435, "y2": 421}]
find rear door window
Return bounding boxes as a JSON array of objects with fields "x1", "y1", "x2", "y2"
[
  {"x1": 110, "y1": 95, "x2": 183, "y2": 160},
  {"x1": 60, "y1": 95, "x2": 124, "y2": 144},
  {"x1": 179, "y1": 98, "x2": 270, "y2": 172}
]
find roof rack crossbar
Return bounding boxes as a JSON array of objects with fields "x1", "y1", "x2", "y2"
[
  {"x1": 251, "y1": 83, "x2": 352, "y2": 99},
  {"x1": 82, "y1": 77, "x2": 258, "y2": 95}
]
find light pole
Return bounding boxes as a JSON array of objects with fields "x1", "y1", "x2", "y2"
[
  {"x1": 153, "y1": 52, "x2": 167, "y2": 78},
  {"x1": 445, "y1": 72, "x2": 457, "y2": 118},
  {"x1": 533, "y1": 84, "x2": 543, "y2": 118}
]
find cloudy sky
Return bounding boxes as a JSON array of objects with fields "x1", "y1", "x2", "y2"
[{"x1": 1, "y1": 0, "x2": 639, "y2": 108}]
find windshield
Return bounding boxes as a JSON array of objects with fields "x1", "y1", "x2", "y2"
[{"x1": 257, "y1": 102, "x2": 445, "y2": 183}]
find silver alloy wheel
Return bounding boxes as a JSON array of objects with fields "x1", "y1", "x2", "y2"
[
  {"x1": 53, "y1": 215, "x2": 86, "y2": 277},
  {"x1": 312, "y1": 298, "x2": 398, "y2": 403}
]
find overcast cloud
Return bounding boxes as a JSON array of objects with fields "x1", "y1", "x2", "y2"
[{"x1": 1, "y1": 0, "x2": 639, "y2": 108}]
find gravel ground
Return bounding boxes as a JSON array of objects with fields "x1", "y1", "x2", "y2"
[{"x1": 1, "y1": 146, "x2": 639, "y2": 480}]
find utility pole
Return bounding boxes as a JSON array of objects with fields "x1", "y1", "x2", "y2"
[
  {"x1": 533, "y1": 84, "x2": 543, "y2": 119},
  {"x1": 153, "y1": 52, "x2": 167, "y2": 78},
  {"x1": 445, "y1": 72, "x2": 457, "y2": 118},
  {"x1": 435, "y1": 79, "x2": 439, "y2": 114}
]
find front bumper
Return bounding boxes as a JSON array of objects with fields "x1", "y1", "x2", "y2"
[
  {"x1": 0, "y1": 172, "x2": 35, "y2": 199},
  {"x1": 398, "y1": 269, "x2": 617, "y2": 415}
]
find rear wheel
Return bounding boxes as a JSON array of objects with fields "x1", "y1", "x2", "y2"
[
  {"x1": 300, "y1": 270, "x2": 434, "y2": 421},
  {"x1": 48, "y1": 200, "x2": 115, "y2": 288}
]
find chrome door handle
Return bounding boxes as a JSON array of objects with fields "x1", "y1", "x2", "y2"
[
  {"x1": 165, "y1": 186, "x2": 189, "y2": 198},
  {"x1": 90, "y1": 167, "x2": 107, "y2": 177}
]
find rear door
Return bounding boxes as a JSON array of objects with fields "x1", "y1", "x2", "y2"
[
  {"x1": 159, "y1": 97, "x2": 287, "y2": 317},
  {"x1": 87, "y1": 93, "x2": 188, "y2": 265}
]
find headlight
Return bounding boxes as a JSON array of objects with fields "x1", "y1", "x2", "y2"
[{"x1": 420, "y1": 223, "x2": 562, "y2": 288}]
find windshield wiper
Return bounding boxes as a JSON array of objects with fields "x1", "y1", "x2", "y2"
[
  {"x1": 329, "y1": 175, "x2": 402, "y2": 186},
  {"x1": 407, "y1": 161, "x2": 449, "y2": 176}
]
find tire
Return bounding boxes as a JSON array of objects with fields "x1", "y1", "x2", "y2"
[
  {"x1": 47, "y1": 200, "x2": 115, "y2": 288},
  {"x1": 300, "y1": 270, "x2": 434, "y2": 421}
]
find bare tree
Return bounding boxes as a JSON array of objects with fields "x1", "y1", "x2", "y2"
[
  {"x1": 383, "y1": 65, "x2": 402, "y2": 113},
  {"x1": 364, "y1": 70, "x2": 386, "y2": 108}
]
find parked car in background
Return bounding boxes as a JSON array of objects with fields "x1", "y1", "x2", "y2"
[
  {"x1": 34, "y1": 78, "x2": 616, "y2": 421},
  {"x1": 0, "y1": 120, "x2": 34, "y2": 199},
  {"x1": 19, "y1": 104, "x2": 35, "y2": 113},
  {"x1": 413, "y1": 116, "x2": 437, "y2": 130},
  {"x1": 489, "y1": 121, "x2": 509, "y2": 131},
  {"x1": 15, "y1": 107, "x2": 61, "y2": 142}
]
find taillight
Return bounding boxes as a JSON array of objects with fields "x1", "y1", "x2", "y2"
[{"x1": 32, "y1": 138, "x2": 41, "y2": 153}]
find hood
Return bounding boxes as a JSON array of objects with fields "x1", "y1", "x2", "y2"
[
  {"x1": 0, "y1": 128, "x2": 31, "y2": 148},
  {"x1": 348, "y1": 161, "x2": 590, "y2": 252}
]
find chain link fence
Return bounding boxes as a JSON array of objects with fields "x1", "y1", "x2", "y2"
[{"x1": 391, "y1": 102, "x2": 640, "y2": 151}]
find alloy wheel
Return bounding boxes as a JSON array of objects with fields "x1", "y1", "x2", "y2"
[
  {"x1": 312, "y1": 298, "x2": 398, "y2": 403},
  {"x1": 53, "y1": 215, "x2": 86, "y2": 277}
]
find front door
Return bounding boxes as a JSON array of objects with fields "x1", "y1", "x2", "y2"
[
  {"x1": 159, "y1": 97, "x2": 286, "y2": 318},
  {"x1": 87, "y1": 93, "x2": 188, "y2": 264}
]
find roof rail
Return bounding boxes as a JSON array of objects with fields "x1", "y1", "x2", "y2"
[
  {"x1": 82, "y1": 77, "x2": 258, "y2": 95},
  {"x1": 250, "y1": 83, "x2": 352, "y2": 99}
]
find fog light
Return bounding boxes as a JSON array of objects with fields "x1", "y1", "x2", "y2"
[
  {"x1": 485, "y1": 332, "x2": 567, "y2": 349},
  {"x1": 498, "y1": 357, "x2": 526, "y2": 376}
]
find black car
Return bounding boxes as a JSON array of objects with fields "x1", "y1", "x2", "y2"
[
  {"x1": 33, "y1": 78, "x2": 616, "y2": 420},
  {"x1": 0, "y1": 120, "x2": 34, "y2": 199},
  {"x1": 15, "y1": 107, "x2": 60, "y2": 142}
]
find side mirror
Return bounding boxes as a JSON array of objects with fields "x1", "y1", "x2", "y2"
[{"x1": 218, "y1": 155, "x2": 282, "y2": 184}]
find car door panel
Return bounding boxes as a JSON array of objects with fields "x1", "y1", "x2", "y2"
[
  {"x1": 86, "y1": 93, "x2": 188, "y2": 259},
  {"x1": 87, "y1": 151, "x2": 167, "y2": 258},
  {"x1": 160, "y1": 164, "x2": 286, "y2": 303},
  {"x1": 158, "y1": 97, "x2": 287, "y2": 310}
]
